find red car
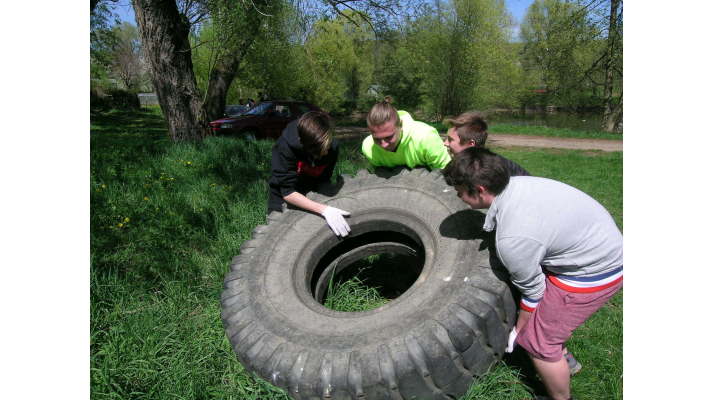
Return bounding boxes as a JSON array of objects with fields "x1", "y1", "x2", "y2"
[{"x1": 209, "y1": 100, "x2": 323, "y2": 140}]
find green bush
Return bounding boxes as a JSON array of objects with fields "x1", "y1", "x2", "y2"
[{"x1": 91, "y1": 88, "x2": 141, "y2": 111}]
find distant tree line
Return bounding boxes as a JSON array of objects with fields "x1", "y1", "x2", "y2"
[{"x1": 90, "y1": 0, "x2": 622, "y2": 140}]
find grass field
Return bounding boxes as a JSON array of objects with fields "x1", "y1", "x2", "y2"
[
  {"x1": 489, "y1": 124, "x2": 622, "y2": 140},
  {"x1": 91, "y1": 108, "x2": 622, "y2": 399}
]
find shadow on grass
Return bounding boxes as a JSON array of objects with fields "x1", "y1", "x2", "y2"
[
  {"x1": 91, "y1": 108, "x2": 173, "y2": 181},
  {"x1": 203, "y1": 138, "x2": 273, "y2": 187},
  {"x1": 90, "y1": 108, "x2": 272, "y2": 285},
  {"x1": 501, "y1": 349, "x2": 548, "y2": 397}
]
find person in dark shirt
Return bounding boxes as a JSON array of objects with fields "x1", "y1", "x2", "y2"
[
  {"x1": 443, "y1": 111, "x2": 530, "y2": 177},
  {"x1": 267, "y1": 111, "x2": 351, "y2": 237}
]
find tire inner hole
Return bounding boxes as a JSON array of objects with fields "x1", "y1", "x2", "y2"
[{"x1": 311, "y1": 230, "x2": 425, "y2": 312}]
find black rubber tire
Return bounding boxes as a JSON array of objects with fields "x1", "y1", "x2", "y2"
[{"x1": 221, "y1": 168, "x2": 516, "y2": 400}]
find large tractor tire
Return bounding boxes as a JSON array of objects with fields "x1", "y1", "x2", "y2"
[{"x1": 221, "y1": 168, "x2": 516, "y2": 400}]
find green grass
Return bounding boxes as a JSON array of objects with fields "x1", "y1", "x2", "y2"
[
  {"x1": 324, "y1": 275, "x2": 390, "y2": 312},
  {"x1": 91, "y1": 108, "x2": 622, "y2": 399},
  {"x1": 488, "y1": 123, "x2": 623, "y2": 140}
]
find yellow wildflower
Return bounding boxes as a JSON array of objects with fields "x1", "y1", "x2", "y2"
[
  {"x1": 117, "y1": 223, "x2": 123, "y2": 228},
  {"x1": 123, "y1": 217, "x2": 130, "y2": 223}
]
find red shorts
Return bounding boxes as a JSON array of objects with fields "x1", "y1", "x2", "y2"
[{"x1": 515, "y1": 278, "x2": 622, "y2": 362}]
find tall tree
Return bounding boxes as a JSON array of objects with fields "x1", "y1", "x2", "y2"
[
  {"x1": 599, "y1": 0, "x2": 622, "y2": 132},
  {"x1": 91, "y1": 1, "x2": 120, "y2": 83},
  {"x1": 132, "y1": 0, "x2": 410, "y2": 141},
  {"x1": 374, "y1": 29, "x2": 425, "y2": 111},
  {"x1": 110, "y1": 22, "x2": 143, "y2": 90},
  {"x1": 407, "y1": 0, "x2": 520, "y2": 118},
  {"x1": 201, "y1": 0, "x2": 280, "y2": 121},
  {"x1": 520, "y1": 0, "x2": 623, "y2": 130},
  {"x1": 303, "y1": 12, "x2": 375, "y2": 112},
  {"x1": 520, "y1": 0, "x2": 599, "y2": 108},
  {"x1": 133, "y1": 0, "x2": 209, "y2": 141}
]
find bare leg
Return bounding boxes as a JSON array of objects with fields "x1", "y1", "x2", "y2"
[{"x1": 530, "y1": 355, "x2": 571, "y2": 400}]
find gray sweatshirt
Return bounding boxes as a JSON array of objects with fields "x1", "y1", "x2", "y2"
[{"x1": 483, "y1": 176, "x2": 623, "y2": 310}]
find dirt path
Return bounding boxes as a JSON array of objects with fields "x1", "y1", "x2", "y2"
[
  {"x1": 487, "y1": 134, "x2": 622, "y2": 152},
  {"x1": 335, "y1": 127, "x2": 623, "y2": 152}
]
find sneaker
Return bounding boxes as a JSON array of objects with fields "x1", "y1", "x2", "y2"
[{"x1": 564, "y1": 352, "x2": 582, "y2": 376}]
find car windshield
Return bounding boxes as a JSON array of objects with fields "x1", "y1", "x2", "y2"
[
  {"x1": 243, "y1": 102, "x2": 273, "y2": 116},
  {"x1": 225, "y1": 105, "x2": 246, "y2": 116}
]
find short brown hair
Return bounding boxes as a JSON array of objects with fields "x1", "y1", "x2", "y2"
[
  {"x1": 444, "y1": 111, "x2": 488, "y2": 147},
  {"x1": 297, "y1": 111, "x2": 333, "y2": 157},
  {"x1": 443, "y1": 147, "x2": 510, "y2": 196},
  {"x1": 367, "y1": 98, "x2": 401, "y2": 128}
]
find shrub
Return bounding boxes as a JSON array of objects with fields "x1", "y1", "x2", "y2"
[{"x1": 91, "y1": 88, "x2": 141, "y2": 111}]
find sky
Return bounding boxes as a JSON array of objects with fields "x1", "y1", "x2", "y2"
[{"x1": 111, "y1": 0, "x2": 535, "y2": 40}]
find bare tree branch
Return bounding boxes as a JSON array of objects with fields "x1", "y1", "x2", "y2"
[
  {"x1": 326, "y1": 1, "x2": 374, "y2": 31},
  {"x1": 247, "y1": 0, "x2": 274, "y2": 16}
]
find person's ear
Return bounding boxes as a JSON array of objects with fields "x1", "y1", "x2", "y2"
[
  {"x1": 475, "y1": 185, "x2": 487, "y2": 195},
  {"x1": 468, "y1": 139, "x2": 476, "y2": 148}
]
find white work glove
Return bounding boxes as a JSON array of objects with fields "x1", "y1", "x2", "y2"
[
  {"x1": 505, "y1": 327, "x2": 518, "y2": 353},
  {"x1": 320, "y1": 206, "x2": 351, "y2": 237}
]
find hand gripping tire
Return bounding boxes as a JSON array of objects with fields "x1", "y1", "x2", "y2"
[{"x1": 221, "y1": 168, "x2": 516, "y2": 400}]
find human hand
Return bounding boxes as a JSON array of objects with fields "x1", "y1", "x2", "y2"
[
  {"x1": 505, "y1": 327, "x2": 517, "y2": 353},
  {"x1": 320, "y1": 206, "x2": 351, "y2": 237}
]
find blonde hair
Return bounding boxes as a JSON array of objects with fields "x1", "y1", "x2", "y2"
[{"x1": 367, "y1": 97, "x2": 401, "y2": 128}]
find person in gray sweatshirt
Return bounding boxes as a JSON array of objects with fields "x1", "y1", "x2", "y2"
[{"x1": 443, "y1": 147, "x2": 622, "y2": 400}]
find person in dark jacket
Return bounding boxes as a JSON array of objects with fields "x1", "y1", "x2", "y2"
[
  {"x1": 443, "y1": 111, "x2": 531, "y2": 177},
  {"x1": 267, "y1": 111, "x2": 351, "y2": 237}
]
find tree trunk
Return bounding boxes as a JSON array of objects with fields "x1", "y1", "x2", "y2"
[
  {"x1": 133, "y1": 0, "x2": 209, "y2": 141},
  {"x1": 203, "y1": 40, "x2": 256, "y2": 122},
  {"x1": 602, "y1": 93, "x2": 622, "y2": 132},
  {"x1": 601, "y1": 0, "x2": 622, "y2": 133},
  {"x1": 203, "y1": 59, "x2": 238, "y2": 123}
]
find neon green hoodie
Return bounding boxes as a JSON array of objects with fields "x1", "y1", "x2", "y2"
[{"x1": 361, "y1": 110, "x2": 451, "y2": 169}]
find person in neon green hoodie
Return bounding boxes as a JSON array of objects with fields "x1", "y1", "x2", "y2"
[{"x1": 361, "y1": 100, "x2": 451, "y2": 169}]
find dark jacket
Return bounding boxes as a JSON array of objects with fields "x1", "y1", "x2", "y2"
[{"x1": 267, "y1": 120, "x2": 339, "y2": 212}]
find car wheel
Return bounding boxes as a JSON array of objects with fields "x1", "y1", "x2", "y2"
[{"x1": 220, "y1": 168, "x2": 516, "y2": 400}]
